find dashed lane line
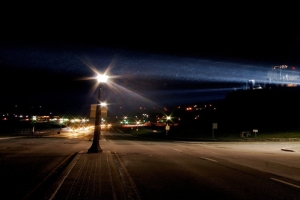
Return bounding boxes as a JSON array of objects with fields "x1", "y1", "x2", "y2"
[
  {"x1": 201, "y1": 157, "x2": 218, "y2": 163},
  {"x1": 170, "y1": 148, "x2": 183, "y2": 153}
]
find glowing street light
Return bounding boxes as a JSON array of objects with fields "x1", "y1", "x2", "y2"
[
  {"x1": 97, "y1": 74, "x2": 108, "y2": 83},
  {"x1": 166, "y1": 116, "x2": 171, "y2": 136},
  {"x1": 88, "y1": 74, "x2": 108, "y2": 153}
]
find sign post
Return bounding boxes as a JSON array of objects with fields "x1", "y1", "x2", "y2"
[
  {"x1": 165, "y1": 124, "x2": 170, "y2": 135},
  {"x1": 212, "y1": 123, "x2": 218, "y2": 139},
  {"x1": 253, "y1": 129, "x2": 258, "y2": 138}
]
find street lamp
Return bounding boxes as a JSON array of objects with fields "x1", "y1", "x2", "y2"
[
  {"x1": 88, "y1": 74, "x2": 108, "y2": 153},
  {"x1": 165, "y1": 116, "x2": 171, "y2": 136}
]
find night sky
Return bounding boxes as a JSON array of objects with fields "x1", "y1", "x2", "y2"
[{"x1": 1, "y1": 7, "x2": 299, "y2": 116}]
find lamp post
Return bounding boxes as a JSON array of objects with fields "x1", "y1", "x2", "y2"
[
  {"x1": 165, "y1": 116, "x2": 171, "y2": 135},
  {"x1": 88, "y1": 74, "x2": 108, "y2": 153}
]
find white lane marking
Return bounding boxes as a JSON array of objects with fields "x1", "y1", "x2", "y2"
[
  {"x1": 271, "y1": 178, "x2": 300, "y2": 189},
  {"x1": 201, "y1": 157, "x2": 218, "y2": 163},
  {"x1": 170, "y1": 148, "x2": 183, "y2": 153}
]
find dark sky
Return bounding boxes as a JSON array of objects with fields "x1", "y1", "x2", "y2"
[{"x1": 1, "y1": 7, "x2": 300, "y2": 116}]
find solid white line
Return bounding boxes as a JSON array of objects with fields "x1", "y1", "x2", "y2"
[
  {"x1": 201, "y1": 157, "x2": 218, "y2": 162},
  {"x1": 271, "y1": 178, "x2": 300, "y2": 189}
]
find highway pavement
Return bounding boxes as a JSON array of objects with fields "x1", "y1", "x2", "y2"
[{"x1": 1, "y1": 128, "x2": 300, "y2": 199}]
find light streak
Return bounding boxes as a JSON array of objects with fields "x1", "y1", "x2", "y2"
[
  {"x1": 16, "y1": 47, "x2": 300, "y2": 110},
  {"x1": 111, "y1": 53, "x2": 275, "y2": 84},
  {"x1": 108, "y1": 82, "x2": 160, "y2": 108}
]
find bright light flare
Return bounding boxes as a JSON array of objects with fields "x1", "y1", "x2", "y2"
[
  {"x1": 109, "y1": 81, "x2": 159, "y2": 108},
  {"x1": 97, "y1": 74, "x2": 108, "y2": 83},
  {"x1": 100, "y1": 102, "x2": 107, "y2": 106}
]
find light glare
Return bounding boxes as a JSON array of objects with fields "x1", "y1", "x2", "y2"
[{"x1": 97, "y1": 74, "x2": 108, "y2": 83}]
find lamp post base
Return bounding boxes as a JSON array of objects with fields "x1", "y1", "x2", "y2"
[
  {"x1": 88, "y1": 144, "x2": 102, "y2": 153},
  {"x1": 88, "y1": 139, "x2": 102, "y2": 153},
  {"x1": 88, "y1": 127, "x2": 102, "y2": 153}
]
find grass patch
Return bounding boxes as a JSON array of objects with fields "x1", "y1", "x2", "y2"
[
  {"x1": 117, "y1": 126, "x2": 300, "y2": 140},
  {"x1": 257, "y1": 131, "x2": 300, "y2": 138}
]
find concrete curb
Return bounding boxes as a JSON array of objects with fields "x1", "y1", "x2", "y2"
[
  {"x1": 45, "y1": 152, "x2": 80, "y2": 200},
  {"x1": 23, "y1": 152, "x2": 78, "y2": 200}
]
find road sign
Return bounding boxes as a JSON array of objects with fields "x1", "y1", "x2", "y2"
[
  {"x1": 212, "y1": 123, "x2": 218, "y2": 129},
  {"x1": 165, "y1": 125, "x2": 170, "y2": 130},
  {"x1": 253, "y1": 129, "x2": 258, "y2": 138},
  {"x1": 90, "y1": 104, "x2": 107, "y2": 118}
]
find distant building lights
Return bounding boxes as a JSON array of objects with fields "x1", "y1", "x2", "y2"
[{"x1": 273, "y1": 65, "x2": 288, "y2": 69}]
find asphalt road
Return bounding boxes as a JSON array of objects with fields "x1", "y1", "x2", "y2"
[
  {"x1": 104, "y1": 130, "x2": 300, "y2": 199},
  {"x1": 0, "y1": 130, "x2": 92, "y2": 199},
  {"x1": 0, "y1": 128, "x2": 300, "y2": 199}
]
